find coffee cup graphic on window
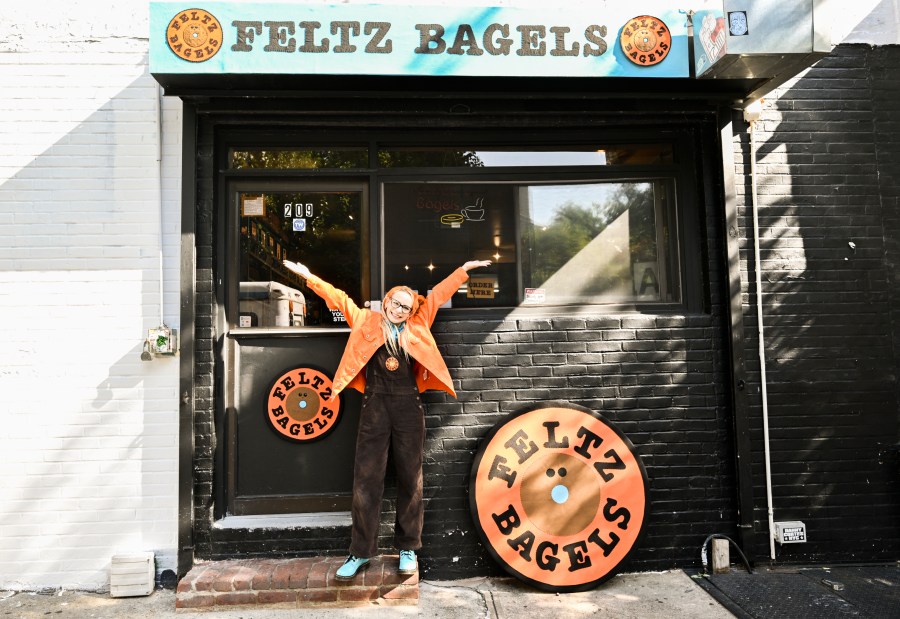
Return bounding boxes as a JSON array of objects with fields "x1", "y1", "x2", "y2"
[{"x1": 462, "y1": 197, "x2": 485, "y2": 221}]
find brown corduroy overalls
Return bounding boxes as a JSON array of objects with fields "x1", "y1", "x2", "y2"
[{"x1": 348, "y1": 343, "x2": 425, "y2": 558}]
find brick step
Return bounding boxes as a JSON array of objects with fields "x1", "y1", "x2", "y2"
[{"x1": 176, "y1": 555, "x2": 418, "y2": 610}]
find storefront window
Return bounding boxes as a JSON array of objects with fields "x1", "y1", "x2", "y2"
[
  {"x1": 237, "y1": 190, "x2": 363, "y2": 327},
  {"x1": 383, "y1": 183, "x2": 518, "y2": 307},
  {"x1": 383, "y1": 179, "x2": 678, "y2": 308}
]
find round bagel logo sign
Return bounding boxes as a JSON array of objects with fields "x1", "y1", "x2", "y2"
[
  {"x1": 266, "y1": 367, "x2": 341, "y2": 442},
  {"x1": 470, "y1": 403, "x2": 648, "y2": 592},
  {"x1": 619, "y1": 15, "x2": 672, "y2": 67},
  {"x1": 166, "y1": 8, "x2": 222, "y2": 63}
]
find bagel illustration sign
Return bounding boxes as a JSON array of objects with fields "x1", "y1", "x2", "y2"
[
  {"x1": 266, "y1": 367, "x2": 341, "y2": 442},
  {"x1": 619, "y1": 15, "x2": 671, "y2": 67},
  {"x1": 470, "y1": 402, "x2": 648, "y2": 592},
  {"x1": 165, "y1": 8, "x2": 222, "y2": 63}
]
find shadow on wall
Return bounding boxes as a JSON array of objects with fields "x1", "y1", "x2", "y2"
[
  {"x1": 0, "y1": 59, "x2": 181, "y2": 589},
  {"x1": 739, "y1": 44, "x2": 900, "y2": 563}
]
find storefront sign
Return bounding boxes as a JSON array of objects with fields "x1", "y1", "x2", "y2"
[
  {"x1": 469, "y1": 402, "x2": 648, "y2": 592},
  {"x1": 150, "y1": 3, "x2": 688, "y2": 78},
  {"x1": 266, "y1": 367, "x2": 341, "y2": 442}
]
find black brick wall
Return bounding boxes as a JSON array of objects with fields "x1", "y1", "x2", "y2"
[
  {"x1": 732, "y1": 44, "x2": 900, "y2": 563},
  {"x1": 422, "y1": 310, "x2": 736, "y2": 578}
]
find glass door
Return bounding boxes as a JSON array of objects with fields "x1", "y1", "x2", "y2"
[{"x1": 226, "y1": 182, "x2": 369, "y2": 515}]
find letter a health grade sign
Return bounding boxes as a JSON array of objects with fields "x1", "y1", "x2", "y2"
[
  {"x1": 469, "y1": 402, "x2": 649, "y2": 592},
  {"x1": 150, "y1": 3, "x2": 688, "y2": 79}
]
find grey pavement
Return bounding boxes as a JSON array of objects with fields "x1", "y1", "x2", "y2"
[{"x1": 0, "y1": 571, "x2": 732, "y2": 618}]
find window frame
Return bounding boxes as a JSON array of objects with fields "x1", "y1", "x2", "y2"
[
  {"x1": 225, "y1": 178, "x2": 372, "y2": 332},
  {"x1": 219, "y1": 129, "x2": 705, "y2": 322}
]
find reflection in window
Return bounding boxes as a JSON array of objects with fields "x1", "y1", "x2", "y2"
[
  {"x1": 230, "y1": 148, "x2": 367, "y2": 169},
  {"x1": 377, "y1": 144, "x2": 673, "y2": 167},
  {"x1": 520, "y1": 181, "x2": 678, "y2": 305},
  {"x1": 383, "y1": 180, "x2": 679, "y2": 308},
  {"x1": 238, "y1": 191, "x2": 362, "y2": 327}
]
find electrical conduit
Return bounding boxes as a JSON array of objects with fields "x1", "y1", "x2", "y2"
[{"x1": 747, "y1": 103, "x2": 777, "y2": 561}]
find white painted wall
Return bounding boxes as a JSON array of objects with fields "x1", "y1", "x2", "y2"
[
  {"x1": 0, "y1": 0, "x2": 894, "y2": 591},
  {"x1": 830, "y1": 0, "x2": 900, "y2": 45},
  {"x1": 0, "y1": 2, "x2": 181, "y2": 591}
]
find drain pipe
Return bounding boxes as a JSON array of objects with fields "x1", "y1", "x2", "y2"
[
  {"x1": 155, "y1": 82, "x2": 165, "y2": 328},
  {"x1": 745, "y1": 100, "x2": 776, "y2": 561},
  {"x1": 141, "y1": 81, "x2": 171, "y2": 362}
]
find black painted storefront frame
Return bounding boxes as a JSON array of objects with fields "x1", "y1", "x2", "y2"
[{"x1": 175, "y1": 83, "x2": 751, "y2": 578}]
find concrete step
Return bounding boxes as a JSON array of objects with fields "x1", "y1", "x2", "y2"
[{"x1": 176, "y1": 555, "x2": 418, "y2": 610}]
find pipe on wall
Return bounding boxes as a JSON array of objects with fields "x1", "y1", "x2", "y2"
[
  {"x1": 155, "y1": 82, "x2": 165, "y2": 327},
  {"x1": 746, "y1": 102, "x2": 777, "y2": 561},
  {"x1": 718, "y1": 108, "x2": 756, "y2": 559}
]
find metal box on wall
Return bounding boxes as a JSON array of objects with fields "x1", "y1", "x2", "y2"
[
  {"x1": 109, "y1": 553, "x2": 154, "y2": 598},
  {"x1": 693, "y1": 0, "x2": 832, "y2": 100}
]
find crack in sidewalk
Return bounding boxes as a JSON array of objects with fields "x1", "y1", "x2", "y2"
[{"x1": 421, "y1": 578, "x2": 498, "y2": 619}]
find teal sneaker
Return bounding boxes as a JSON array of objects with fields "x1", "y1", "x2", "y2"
[
  {"x1": 335, "y1": 554, "x2": 369, "y2": 581},
  {"x1": 398, "y1": 550, "x2": 418, "y2": 575}
]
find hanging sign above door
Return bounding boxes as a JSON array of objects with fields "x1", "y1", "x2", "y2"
[{"x1": 150, "y1": 3, "x2": 688, "y2": 78}]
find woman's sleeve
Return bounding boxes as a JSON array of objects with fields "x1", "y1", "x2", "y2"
[
  {"x1": 304, "y1": 274, "x2": 365, "y2": 327},
  {"x1": 420, "y1": 267, "x2": 469, "y2": 325}
]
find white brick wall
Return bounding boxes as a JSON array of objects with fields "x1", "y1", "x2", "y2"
[{"x1": 0, "y1": 3, "x2": 180, "y2": 590}]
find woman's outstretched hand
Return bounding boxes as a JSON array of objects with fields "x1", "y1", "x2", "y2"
[
  {"x1": 283, "y1": 260, "x2": 312, "y2": 279},
  {"x1": 462, "y1": 260, "x2": 492, "y2": 272}
]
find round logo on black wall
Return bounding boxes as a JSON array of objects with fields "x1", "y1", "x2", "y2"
[
  {"x1": 266, "y1": 367, "x2": 342, "y2": 443},
  {"x1": 166, "y1": 8, "x2": 222, "y2": 63}
]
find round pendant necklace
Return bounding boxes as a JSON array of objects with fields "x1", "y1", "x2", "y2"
[{"x1": 385, "y1": 323, "x2": 405, "y2": 371}]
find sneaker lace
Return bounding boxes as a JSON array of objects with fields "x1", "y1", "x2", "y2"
[{"x1": 400, "y1": 550, "x2": 414, "y2": 559}]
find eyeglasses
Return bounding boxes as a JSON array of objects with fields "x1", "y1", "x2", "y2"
[{"x1": 389, "y1": 298, "x2": 412, "y2": 314}]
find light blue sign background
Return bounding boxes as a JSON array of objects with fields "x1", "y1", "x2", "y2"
[{"x1": 150, "y1": 3, "x2": 689, "y2": 78}]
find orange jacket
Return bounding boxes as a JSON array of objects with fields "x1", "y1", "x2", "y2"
[{"x1": 305, "y1": 268, "x2": 470, "y2": 397}]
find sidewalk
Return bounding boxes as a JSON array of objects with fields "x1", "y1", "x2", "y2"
[{"x1": 0, "y1": 570, "x2": 731, "y2": 618}]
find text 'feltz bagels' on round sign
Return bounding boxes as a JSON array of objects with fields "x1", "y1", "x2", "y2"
[
  {"x1": 469, "y1": 402, "x2": 648, "y2": 592},
  {"x1": 619, "y1": 15, "x2": 672, "y2": 67},
  {"x1": 266, "y1": 368, "x2": 341, "y2": 442}
]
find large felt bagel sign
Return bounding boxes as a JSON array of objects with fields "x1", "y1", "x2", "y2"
[{"x1": 469, "y1": 402, "x2": 648, "y2": 592}]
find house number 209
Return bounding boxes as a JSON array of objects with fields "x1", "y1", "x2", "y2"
[{"x1": 284, "y1": 203, "x2": 314, "y2": 218}]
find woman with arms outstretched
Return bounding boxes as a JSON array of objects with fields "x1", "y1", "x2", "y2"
[{"x1": 283, "y1": 258, "x2": 491, "y2": 579}]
